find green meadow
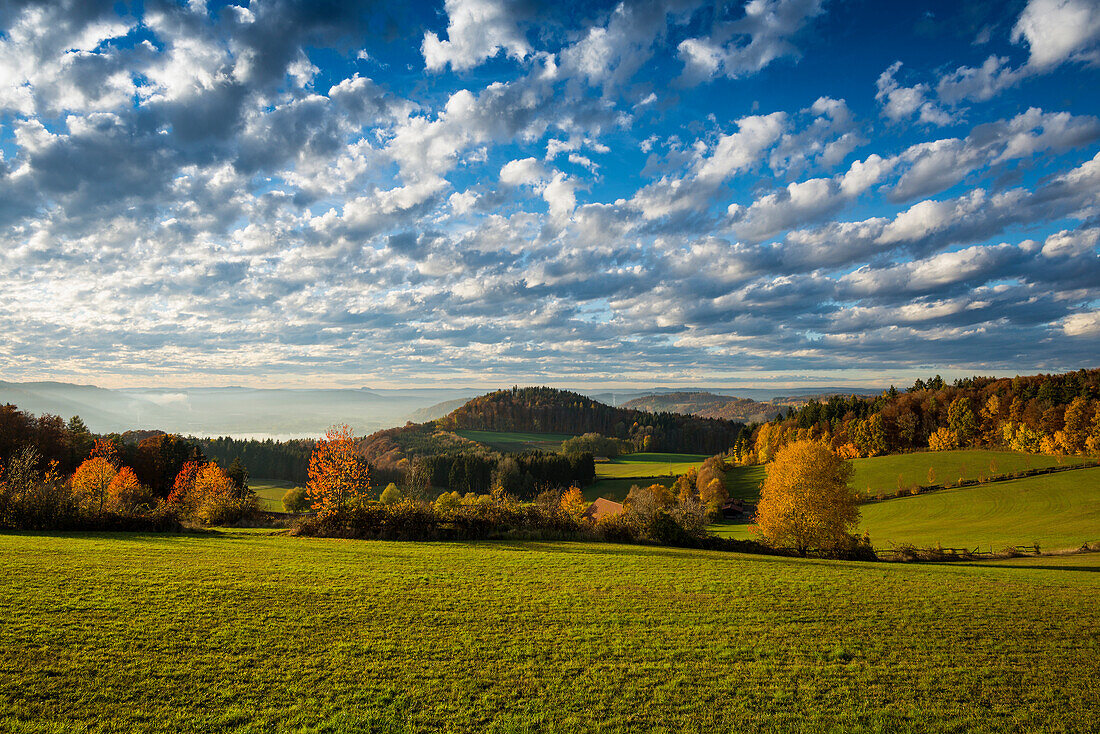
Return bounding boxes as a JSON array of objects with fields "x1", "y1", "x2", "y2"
[
  {"x1": 712, "y1": 466, "x2": 1100, "y2": 552},
  {"x1": 455, "y1": 430, "x2": 575, "y2": 453},
  {"x1": 2, "y1": 531, "x2": 1098, "y2": 733},
  {"x1": 849, "y1": 449, "x2": 1088, "y2": 495},
  {"x1": 595, "y1": 452, "x2": 708, "y2": 479},
  {"x1": 250, "y1": 478, "x2": 301, "y2": 512}
]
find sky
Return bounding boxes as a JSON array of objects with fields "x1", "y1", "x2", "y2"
[{"x1": 0, "y1": 0, "x2": 1098, "y2": 390}]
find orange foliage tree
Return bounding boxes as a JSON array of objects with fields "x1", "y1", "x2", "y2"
[
  {"x1": 167, "y1": 460, "x2": 204, "y2": 510},
  {"x1": 71, "y1": 456, "x2": 118, "y2": 514},
  {"x1": 307, "y1": 425, "x2": 372, "y2": 514},
  {"x1": 752, "y1": 440, "x2": 858, "y2": 556},
  {"x1": 106, "y1": 466, "x2": 150, "y2": 512}
]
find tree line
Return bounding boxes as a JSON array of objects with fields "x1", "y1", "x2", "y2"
[{"x1": 732, "y1": 369, "x2": 1100, "y2": 463}]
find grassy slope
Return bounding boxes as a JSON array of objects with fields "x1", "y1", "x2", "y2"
[
  {"x1": 454, "y1": 429, "x2": 574, "y2": 453},
  {"x1": 712, "y1": 467, "x2": 1100, "y2": 551},
  {"x1": 1, "y1": 532, "x2": 1097, "y2": 733},
  {"x1": 250, "y1": 478, "x2": 300, "y2": 512},
  {"x1": 850, "y1": 450, "x2": 1087, "y2": 495},
  {"x1": 595, "y1": 453, "x2": 708, "y2": 479},
  {"x1": 856, "y1": 466, "x2": 1100, "y2": 551}
]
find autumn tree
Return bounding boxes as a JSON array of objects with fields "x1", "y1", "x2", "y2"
[
  {"x1": 190, "y1": 462, "x2": 237, "y2": 523},
  {"x1": 71, "y1": 456, "x2": 118, "y2": 514},
  {"x1": 307, "y1": 425, "x2": 372, "y2": 514},
  {"x1": 560, "y1": 486, "x2": 588, "y2": 521},
  {"x1": 947, "y1": 397, "x2": 979, "y2": 446},
  {"x1": 753, "y1": 440, "x2": 859, "y2": 555},
  {"x1": 106, "y1": 467, "x2": 151, "y2": 513},
  {"x1": 167, "y1": 460, "x2": 205, "y2": 511}
]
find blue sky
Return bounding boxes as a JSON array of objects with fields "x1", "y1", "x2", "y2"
[{"x1": 0, "y1": 0, "x2": 1098, "y2": 389}]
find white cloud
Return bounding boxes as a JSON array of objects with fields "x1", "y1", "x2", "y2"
[
  {"x1": 1012, "y1": 0, "x2": 1100, "y2": 70},
  {"x1": 1062, "y1": 310, "x2": 1100, "y2": 336},
  {"x1": 875, "y1": 61, "x2": 954, "y2": 125},
  {"x1": 422, "y1": 0, "x2": 531, "y2": 72},
  {"x1": 678, "y1": 0, "x2": 825, "y2": 83}
]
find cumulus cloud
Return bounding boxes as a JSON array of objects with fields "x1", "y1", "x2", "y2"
[
  {"x1": 422, "y1": 0, "x2": 531, "y2": 72},
  {"x1": 1012, "y1": 0, "x2": 1100, "y2": 70}
]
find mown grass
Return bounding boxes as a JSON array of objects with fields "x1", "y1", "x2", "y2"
[
  {"x1": 595, "y1": 452, "x2": 708, "y2": 479},
  {"x1": 250, "y1": 478, "x2": 300, "y2": 512},
  {"x1": 849, "y1": 449, "x2": 1087, "y2": 495},
  {"x1": 455, "y1": 430, "x2": 575, "y2": 453},
  {"x1": 1, "y1": 531, "x2": 1097, "y2": 733},
  {"x1": 711, "y1": 467, "x2": 1100, "y2": 551}
]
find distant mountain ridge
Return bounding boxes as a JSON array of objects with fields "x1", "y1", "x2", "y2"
[
  {"x1": 0, "y1": 380, "x2": 885, "y2": 437},
  {"x1": 621, "y1": 390, "x2": 884, "y2": 422}
]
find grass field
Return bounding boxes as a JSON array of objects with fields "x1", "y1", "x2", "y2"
[
  {"x1": 595, "y1": 452, "x2": 708, "y2": 479},
  {"x1": 712, "y1": 467, "x2": 1100, "y2": 551},
  {"x1": 1, "y1": 531, "x2": 1097, "y2": 732},
  {"x1": 250, "y1": 478, "x2": 300, "y2": 512},
  {"x1": 849, "y1": 449, "x2": 1088, "y2": 495},
  {"x1": 455, "y1": 430, "x2": 575, "y2": 453}
]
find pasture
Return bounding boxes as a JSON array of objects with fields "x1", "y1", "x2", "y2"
[
  {"x1": 595, "y1": 452, "x2": 708, "y2": 479},
  {"x1": 712, "y1": 466, "x2": 1100, "y2": 552},
  {"x1": 455, "y1": 430, "x2": 574, "y2": 453},
  {"x1": 250, "y1": 478, "x2": 300, "y2": 512},
  {"x1": 1, "y1": 531, "x2": 1097, "y2": 733},
  {"x1": 848, "y1": 449, "x2": 1088, "y2": 495}
]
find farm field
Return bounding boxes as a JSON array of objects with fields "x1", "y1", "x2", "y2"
[
  {"x1": 712, "y1": 467, "x2": 1100, "y2": 551},
  {"x1": 1, "y1": 531, "x2": 1097, "y2": 733},
  {"x1": 455, "y1": 429, "x2": 574, "y2": 453},
  {"x1": 595, "y1": 452, "x2": 708, "y2": 479},
  {"x1": 849, "y1": 449, "x2": 1088, "y2": 495},
  {"x1": 250, "y1": 478, "x2": 300, "y2": 512}
]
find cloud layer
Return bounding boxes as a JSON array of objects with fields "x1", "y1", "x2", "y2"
[{"x1": 0, "y1": 0, "x2": 1097, "y2": 386}]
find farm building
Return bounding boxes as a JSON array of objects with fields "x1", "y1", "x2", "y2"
[{"x1": 582, "y1": 497, "x2": 624, "y2": 521}]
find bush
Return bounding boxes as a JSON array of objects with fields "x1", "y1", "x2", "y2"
[
  {"x1": 196, "y1": 493, "x2": 258, "y2": 526},
  {"x1": 379, "y1": 483, "x2": 402, "y2": 505},
  {"x1": 282, "y1": 487, "x2": 309, "y2": 513}
]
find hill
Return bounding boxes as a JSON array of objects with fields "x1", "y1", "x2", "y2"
[
  {"x1": 621, "y1": 391, "x2": 782, "y2": 422},
  {"x1": 406, "y1": 397, "x2": 473, "y2": 423},
  {"x1": 621, "y1": 390, "x2": 885, "y2": 422},
  {"x1": 437, "y1": 387, "x2": 745, "y2": 455},
  {"x1": 3, "y1": 531, "x2": 1096, "y2": 732}
]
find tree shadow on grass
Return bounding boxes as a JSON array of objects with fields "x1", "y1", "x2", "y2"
[{"x1": 0, "y1": 529, "x2": 212, "y2": 544}]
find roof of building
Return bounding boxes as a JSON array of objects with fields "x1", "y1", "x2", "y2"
[{"x1": 582, "y1": 497, "x2": 625, "y2": 521}]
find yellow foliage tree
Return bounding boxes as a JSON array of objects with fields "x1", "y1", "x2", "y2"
[
  {"x1": 71, "y1": 456, "x2": 118, "y2": 514},
  {"x1": 753, "y1": 440, "x2": 858, "y2": 555},
  {"x1": 307, "y1": 425, "x2": 372, "y2": 515},
  {"x1": 560, "y1": 486, "x2": 588, "y2": 521},
  {"x1": 927, "y1": 426, "x2": 959, "y2": 451}
]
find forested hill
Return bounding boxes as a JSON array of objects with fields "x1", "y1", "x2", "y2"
[
  {"x1": 621, "y1": 391, "x2": 782, "y2": 423},
  {"x1": 737, "y1": 368, "x2": 1100, "y2": 462},
  {"x1": 435, "y1": 387, "x2": 745, "y2": 455}
]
